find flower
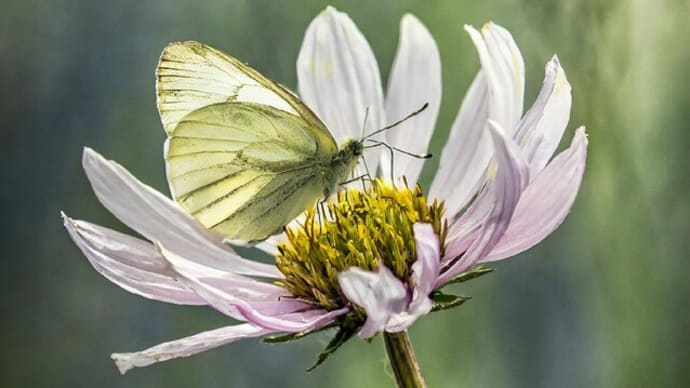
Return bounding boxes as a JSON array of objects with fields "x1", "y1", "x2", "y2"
[{"x1": 63, "y1": 7, "x2": 587, "y2": 375}]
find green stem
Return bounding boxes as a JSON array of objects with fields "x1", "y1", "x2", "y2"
[{"x1": 383, "y1": 331, "x2": 427, "y2": 388}]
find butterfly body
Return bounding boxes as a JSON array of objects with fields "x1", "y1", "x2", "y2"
[{"x1": 157, "y1": 41, "x2": 362, "y2": 241}]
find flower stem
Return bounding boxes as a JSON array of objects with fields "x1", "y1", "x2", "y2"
[{"x1": 383, "y1": 331, "x2": 427, "y2": 388}]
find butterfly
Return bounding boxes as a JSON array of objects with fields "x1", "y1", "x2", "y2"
[{"x1": 156, "y1": 41, "x2": 364, "y2": 242}]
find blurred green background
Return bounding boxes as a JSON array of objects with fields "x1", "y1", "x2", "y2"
[{"x1": 2, "y1": 0, "x2": 689, "y2": 387}]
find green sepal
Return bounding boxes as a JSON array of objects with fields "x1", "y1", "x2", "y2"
[
  {"x1": 306, "y1": 318, "x2": 359, "y2": 372},
  {"x1": 430, "y1": 291, "x2": 471, "y2": 312},
  {"x1": 443, "y1": 265, "x2": 494, "y2": 286},
  {"x1": 262, "y1": 323, "x2": 337, "y2": 344}
]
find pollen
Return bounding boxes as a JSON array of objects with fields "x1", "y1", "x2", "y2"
[{"x1": 275, "y1": 178, "x2": 448, "y2": 311}]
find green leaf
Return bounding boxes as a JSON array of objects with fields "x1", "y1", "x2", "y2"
[
  {"x1": 306, "y1": 325, "x2": 357, "y2": 372},
  {"x1": 443, "y1": 266, "x2": 494, "y2": 286},
  {"x1": 431, "y1": 291, "x2": 471, "y2": 312}
]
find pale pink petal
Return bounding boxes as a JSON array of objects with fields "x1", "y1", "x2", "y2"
[
  {"x1": 442, "y1": 190, "x2": 492, "y2": 264},
  {"x1": 384, "y1": 223, "x2": 439, "y2": 332},
  {"x1": 429, "y1": 71, "x2": 491, "y2": 218},
  {"x1": 111, "y1": 323, "x2": 272, "y2": 374},
  {"x1": 465, "y1": 23, "x2": 524, "y2": 135},
  {"x1": 408, "y1": 223, "x2": 440, "y2": 311},
  {"x1": 63, "y1": 214, "x2": 204, "y2": 305},
  {"x1": 232, "y1": 301, "x2": 348, "y2": 333},
  {"x1": 339, "y1": 228, "x2": 440, "y2": 336},
  {"x1": 153, "y1": 244, "x2": 299, "y2": 320},
  {"x1": 438, "y1": 121, "x2": 529, "y2": 285},
  {"x1": 82, "y1": 147, "x2": 281, "y2": 278},
  {"x1": 158, "y1": 243, "x2": 347, "y2": 332},
  {"x1": 483, "y1": 127, "x2": 587, "y2": 261},
  {"x1": 442, "y1": 229, "x2": 477, "y2": 265},
  {"x1": 515, "y1": 56, "x2": 572, "y2": 176},
  {"x1": 338, "y1": 265, "x2": 408, "y2": 338},
  {"x1": 297, "y1": 6, "x2": 385, "y2": 174},
  {"x1": 381, "y1": 14, "x2": 441, "y2": 184}
]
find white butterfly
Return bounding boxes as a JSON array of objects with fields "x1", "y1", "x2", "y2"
[{"x1": 157, "y1": 41, "x2": 363, "y2": 242}]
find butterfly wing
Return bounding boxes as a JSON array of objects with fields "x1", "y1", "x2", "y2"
[
  {"x1": 156, "y1": 40, "x2": 330, "y2": 139},
  {"x1": 157, "y1": 41, "x2": 340, "y2": 241},
  {"x1": 167, "y1": 102, "x2": 336, "y2": 241}
]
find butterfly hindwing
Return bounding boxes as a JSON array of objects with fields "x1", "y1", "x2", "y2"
[{"x1": 166, "y1": 102, "x2": 334, "y2": 241}]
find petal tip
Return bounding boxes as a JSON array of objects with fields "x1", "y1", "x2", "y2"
[
  {"x1": 111, "y1": 353, "x2": 134, "y2": 375},
  {"x1": 549, "y1": 54, "x2": 561, "y2": 65},
  {"x1": 573, "y1": 126, "x2": 588, "y2": 145},
  {"x1": 82, "y1": 146, "x2": 98, "y2": 160},
  {"x1": 401, "y1": 13, "x2": 421, "y2": 27},
  {"x1": 81, "y1": 146, "x2": 105, "y2": 171}
]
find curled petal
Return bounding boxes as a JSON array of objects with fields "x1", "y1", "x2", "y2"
[
  {"x1": 112, "y1": 323, "x2": 272, "y2": 374},
  {"x1": 515, "y1": 56, "x2": 572, "y2": 176},
  {"x1": 297, "y1": 6, "x2": 385, "y2": 174},
  {"x1": 439, "y1": 121, "x2": 529, "y2": 285},
  {"x1": 338, "y1": 265, "x2": 408, "y2": 338},
  {"x1": 381, "y1": 14, "x2": 441, "y2": 184},
  {"x1": 338, "y1": 225, "x2": 440, "y2": 338},
  {"x1": 429, "y1": 71, "x2": 491, "y2": 218},
  {"x1": 81, "y1": 147, "x2": 280, "y2": 278},
  {"x1": 158, "y1": 243, "x2": 347, "y2": 332},
  {"x1": 385, "y1": 223, "x2": 440, "y2": 332},
  {"x1": 465, "y1": 23, "x2": 524, "y2": 135},
  {"x1": 484, "y1": 127, "x2": 588, "y2": 261},
  {"x1": 232, "y1": 300, "x2": 348, "y2": 333},
  {"x1": 337, "y1": 224, "x2": 441, "y2": 336},
  {"x1": 63, "y1": 214, "x2": 204, "y2": 305},
  {"x1": 408, "y1": 223, "x2": 440, "y2": 312}
]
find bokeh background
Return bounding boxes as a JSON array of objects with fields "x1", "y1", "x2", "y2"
[{"x1": 2, "y1": 0, "x2": 689, "y2": 387}]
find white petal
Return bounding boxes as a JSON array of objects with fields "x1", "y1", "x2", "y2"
[
  {"x1": 111, "y1": 323, "x2": 271, "y2": 374},
  {"x1": 338, "y1": 266, "x2": 408, "y2": 339},
  {"x1": 250, "y1": 233, "x2": 286, "y2": 256},
  {"x1": 432, "y1": 24, "x2": 526, "y2": 218},
  {"x1": 515, "y1": 56, "x2": 572, "y2": 176},
  {"x1": 63, "y1": 214, "x2": 204, "y2": 305},
  {"x1": 429, "y1": 71, "x2": 491, "y2": 217},
  {"x1": 383, "y1": 224, "x2": 439, "y2": 332},
  {"x1": 297, "y1": 6, "x2": 385, "y2": 174},
  {"x1": 466, "y1": 23, "x2": 525, "y2": 135},
  {"x1": 381, "y1": 14, "x2": 441, "y2": 184},
  {"x1": 408, "y1": 223, "x2": 440, "y2": 311},
  {"x1": 158, "y1": 243, "x2": 347, "y2": 331},
  {"x1": 438, "y1": 121, "x2": 529, "y2": 285},
  {"x1": 484, "y1": 127, "x2": 587, "y2": 261},
  {"x1": 82, "y1": 147, "x2": 281, "y2": 278}
]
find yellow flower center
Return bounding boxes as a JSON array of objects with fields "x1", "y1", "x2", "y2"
[{"x1": 275, "y1": 179, "x2": 448, "y2": 311}]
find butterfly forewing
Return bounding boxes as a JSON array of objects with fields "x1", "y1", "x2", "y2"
[{"x1": 157, "y1": 41, "x2": 331, "y2": 139}]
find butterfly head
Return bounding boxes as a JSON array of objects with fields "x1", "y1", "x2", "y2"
[{"x1": 332, "y1": 138, "x2": 363, "y2": 171}]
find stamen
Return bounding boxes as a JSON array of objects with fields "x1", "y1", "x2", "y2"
[{"x1": 274, "y1": 178, "x2": 447, "y2": 313}]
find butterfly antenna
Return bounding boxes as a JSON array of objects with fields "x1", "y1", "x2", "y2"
[
  {"x1": 364, "y1": 140, "x2": 432, "y2": 159},
  {"x1": 360, "y1": 106, "x2": 371, "y2": 139},
  {"x1": 362, "y1": 102, "x2": 429, "y2": 141}
]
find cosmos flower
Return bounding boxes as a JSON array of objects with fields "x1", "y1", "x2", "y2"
[{"x1": 63, "y1": 7, "x2": 587, "y2": 375}]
